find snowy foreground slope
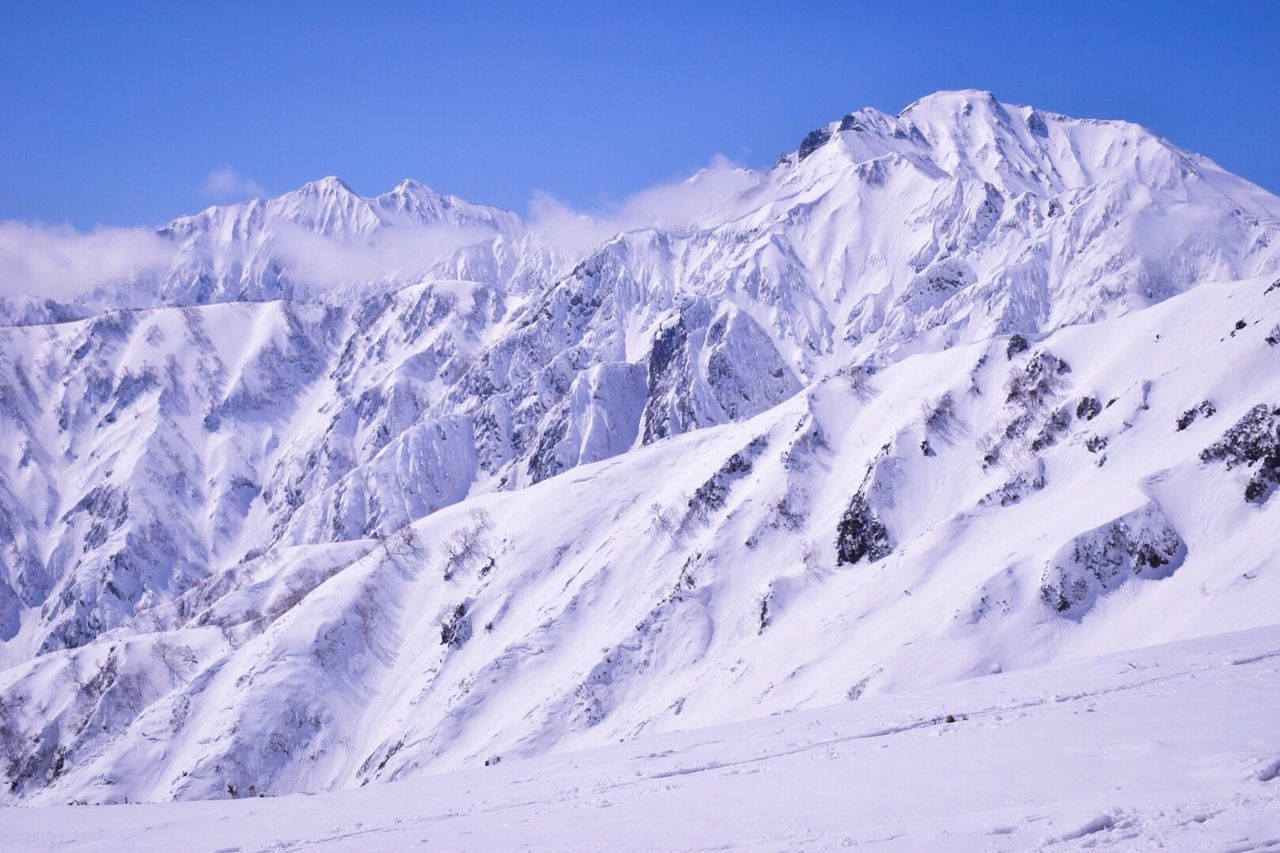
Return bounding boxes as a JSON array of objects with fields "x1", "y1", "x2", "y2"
[
  {"x1": 1, "y1": 91, "x2": 1279, "y2": 812},
  {"x1": 3, "y1": 625, "x2": 1278, "y2": 851}
]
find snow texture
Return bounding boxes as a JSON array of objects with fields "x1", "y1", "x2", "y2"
[
  {"x1": 2, "y1": 626, "x2": 1278, "y2": 851},
  {"x1": 0, "y1": 92, "x2": 1279, "y2": 849}
]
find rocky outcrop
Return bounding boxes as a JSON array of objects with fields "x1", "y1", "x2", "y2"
[
  {"x1": 1200, "y1": 404, "x2": 1280, "y2": 503},
  {"x1": 835, "y1": 448, "x2": 897, "y2": 566},
  {"x1": 1040, "y1": 502, "x2": 1186, "y2": 619}
]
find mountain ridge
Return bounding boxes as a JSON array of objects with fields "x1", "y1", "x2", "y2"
[{"x1": 0, "y1": 91, "x2": 1278, "y2": 805}]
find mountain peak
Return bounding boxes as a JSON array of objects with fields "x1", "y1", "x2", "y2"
[
  {"x1": 780, "y1": 90, "x2": 1015, "y2": 166},
  {"x1": 771, "y1": 90, "x2": 1237, "y2": 202},
  {"x1": 901, "y1": 88, "x2": 1000, "y2": 112},
  {"x1": 297, "y1": 175, "x2": 357, "y2": 195},
  {"x1": 391, "y1": 177, "x2": 431, "y2": 194}
]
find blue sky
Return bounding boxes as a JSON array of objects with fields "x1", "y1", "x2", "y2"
[{"x1": 2, "y1": 1, "x2": 1278, "y2": 227}]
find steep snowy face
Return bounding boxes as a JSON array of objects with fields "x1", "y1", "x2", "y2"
[
  {"x1": 0, "y1": 91, "x2": 1279, "y2": 805},
  {"x1": 4, "y1": 271, "x2": 1279, "y2": 806},
  {"x1": 778, "y1": 89, "x2": 1278, "y2": 210},
  {"x1": 695, "y1": 89, "x2": 1279, "y2": 365}
]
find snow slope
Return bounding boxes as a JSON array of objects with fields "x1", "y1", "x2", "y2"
[
  {"x1": 3, "y1": 625, "x2": 1278, "y2": 851},
  {"x1": 1, "y1": 269, "x2": 1278, "y2": 805},
  {"x1": 0, "y1": 91, "x2": 1279, "y2": 811}
]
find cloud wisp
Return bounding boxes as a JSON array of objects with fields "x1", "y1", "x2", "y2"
[
  {"x1": 0, "y1": 222, "x2": 178, "y2": 300},
  {"x1": 200, "y1": 167, "x2": 266, "y2": 201},
  {"x1": 527, "y1": 155, "x2": 759, "y2": 257},
  {"x1": 265, "y1": 222, "x2": 496, "y2": 292},
  {"x1": 0, "y1": 157, "x2": 760, "y2": 303}
]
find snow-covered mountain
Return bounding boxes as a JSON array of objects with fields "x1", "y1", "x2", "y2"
[
  {"x1": 6, "y1": 626, "x2": 1278, "y2": 850},
  {"x1": 1, "y1": 90, "x2": 1278, "y2": 806},
  {"x1": 149, "y1": 175, "x2": 527, "y2": 304}
]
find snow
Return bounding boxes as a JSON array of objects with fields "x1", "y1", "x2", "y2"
[
  {"x1": 1, "y1": 90, "x2": 1279, "y2": 846},
  {"x1": 2, "y1": 625, "x2": 1277, "y2": 851},
  {"x1": 2, "y1": 268, "x2": 1278, "y2": 806}
]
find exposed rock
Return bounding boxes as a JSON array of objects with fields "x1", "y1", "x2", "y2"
[
  {"x1": 687, "y1": 436, "x2": 768, "y2": 523},
  {"x1": 980, "y1": 460, "x2": 1047, "y2": 508},
  {"x1": 1005, "y1": 334, "x2": 1030, "y2": 360},
  {"x1": 1040, "y1": 502, "x2": 1186, "y2": 620},
  {"x1": 1200, "y1": 403, "x2": 1280, "y2": 503},
  {"x1": 1075, "y1": 396, "x2": 1102, "y2": 421},
  {"x1": 796, "y1": 127, "x2": 832, "y2": 160},
  {"x1": 1176, "y1": 400, "x2": 1216, "y2": 431},
  {"x1": 835, "y1": 450, "x2": 896, "y2": 566},
  {"x1": 440, "y1": 602, "x2": 472, "y2": 649},
  {"x1": 835, "y1": 494, "x2": 891, "y2": 566},
  {"x1": 1026, "y1": 110, "x2": 1049, "y2": 137}
]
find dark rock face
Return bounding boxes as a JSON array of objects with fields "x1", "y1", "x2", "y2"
[
  {"x1": 687, "y1": 436, "x2": 768, "y2": 523},
  {"x1": 839, "y1": 113, "x2": 865, "y2": 133},
  {"x1": 1005, "y1": 333, "x2": 1030, "y2": 360},
  {"x1": 440, "y1": 603, "x2": 472, "y2": 649},
  {"x1": 641, "y1": 313, "x2": 701, "y2": 445},
  {"x1": 1026, "y1": 110, "x2": 1049, "y2": 137},
  {"x1": 1176, "y1": 400, "x2": 1216, "y2": 431},
  {"x1": 526, "y1": 419, "x2": 569, "y2": 483},
  {"x1": 1200, "y1": 404, "x2": 1280, "y2": 503},
  {"x1": 641, "y1": 306, "x2": 799, "y2": 445},
  {"x1": 1076, "y1": 396, "x2": 1102, "y2": 421},
  {"x1": 1040, "y1": 502, "x2": 1186, "y2": 620},
  {"x1": 980, "y1": 460, "x2": 1047, "y2": 508},
  {"x1": 835, "y1": 493, "x2": 892, "y2": 566},
  {"x1": 796, "y1": 127, "x2": 833, "y2": 161}
]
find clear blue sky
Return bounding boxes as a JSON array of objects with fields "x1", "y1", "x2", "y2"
[{"x1": 2, "y1": 1, "x2": 1277, "y2": 227}]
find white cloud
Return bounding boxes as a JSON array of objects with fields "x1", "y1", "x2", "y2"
[
  {"x1": 0, "y1": 222, "x2": 178, "y2": 300},
  {"x1": 0, "y1": 218, "x2": 493, "y2": 301},
  {"x1": 266, "y1": 222, "x2": 494, "y2": 291},
  {"x1": 200, "y1": 166, "x2": 266, "y2": 201},
  {"x1": 526, "y1": 192, "x2": 617, "y2": 259},
  {"x1": 0, "y1": 158, "x2": 763, "y2": 303},
  {"x1": 528, "y1": 155, "x2": 760, "y2": 258}
]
